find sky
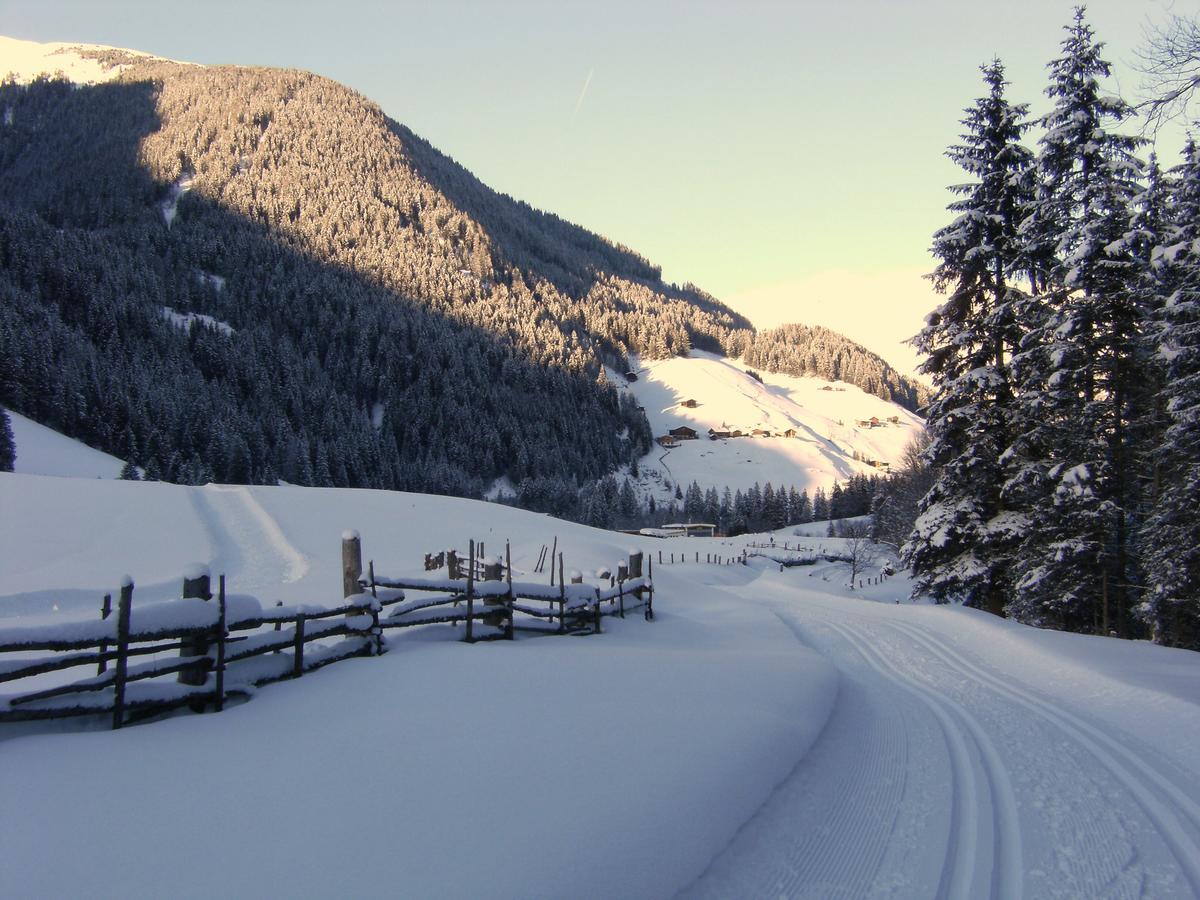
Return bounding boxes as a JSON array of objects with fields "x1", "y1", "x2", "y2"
[{"x1": 1, "y1": 0, "x2": 1196, "y2": 375}]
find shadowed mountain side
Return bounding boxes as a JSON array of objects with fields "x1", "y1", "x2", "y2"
[{"x1": 0, "y1": 76, "x2": 650, "y2": 494}]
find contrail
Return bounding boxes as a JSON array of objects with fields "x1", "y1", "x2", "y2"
[{"x1": 573, "y1": 67, "x2": 594, "y2": 119}]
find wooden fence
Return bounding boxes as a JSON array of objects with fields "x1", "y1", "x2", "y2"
[
  {"x1": 0, "y1": 532, "x2": 654, "y2": 730},
  {"x1": 374, "y1": 537, "x2": 654, "y2": 641}
]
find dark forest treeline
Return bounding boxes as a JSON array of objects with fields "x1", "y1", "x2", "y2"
[{"x1": 0, "y1": 53, "x2": 921, "y2": 505}]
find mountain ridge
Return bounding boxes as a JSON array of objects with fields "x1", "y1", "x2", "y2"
[{"x1": 0, "y1": 38, "x2": 923, "y2": 512}]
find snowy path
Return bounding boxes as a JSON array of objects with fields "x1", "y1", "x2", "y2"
[
  {"x1": 682, "y1": 574, "x2": 1200, "y2": 899},
  {"x1": 188, "y1": 485, "x2": 309, "y2": 599}
]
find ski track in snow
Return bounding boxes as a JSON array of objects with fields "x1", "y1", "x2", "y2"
[
  {"x1": 826, "y1": 620, "x2": 1022, "y2": 900},
  {"x1": 188, "y1": 485, "x2": 309, "y2": 597},
  {"x1": 682, "y1": 606, "x2": 946, "y2": 900},
  {"x1": 684, "y1": 583, "x2": 1200, "y2": 899},
  {"x1": 881, "y1": 617, "x2": 1200, "y2": 897}
]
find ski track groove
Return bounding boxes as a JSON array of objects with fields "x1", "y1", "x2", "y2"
[
  {"x1": 880, "y1": 616, "x2": 1200, "y2": 897},
  {"x1": 824, "y1": 620, "x2": 1021, "y2": 900},
  {"x1": 189, "y1": 485, "x2": 309, "y2": 593}
]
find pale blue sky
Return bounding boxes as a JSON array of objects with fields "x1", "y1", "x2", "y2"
[{"x1": 1, "y1": 1, "x2": 1194, "y2": 336}]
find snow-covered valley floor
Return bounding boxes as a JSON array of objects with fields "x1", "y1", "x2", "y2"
[{"x1": 2, "y1": 471, "x2": 1199, "y2": 898}]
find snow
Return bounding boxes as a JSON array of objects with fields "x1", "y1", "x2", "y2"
[
  {"x1": 161, "y1": 305, "x2": 234, "y2": 336},
  {"x1": 621, "y1": 351, "x2": 921, "y2": 502},
  {"x1": 6, "y1": 410, "x2": 126, "y2": 479},
  {"x1": 1, "y1": 473, "x2": 1199, "y2": 897},
  {"x1": 0, "y1": 36, "x2": 167, "y2": 85},
  {"x1": 159, "y1": 173, "x2": 195, "y2": 228}
]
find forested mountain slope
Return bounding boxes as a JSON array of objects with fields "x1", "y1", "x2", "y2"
[{"x1": 0, "y1": 44, "x2": 922, "y2": 499}]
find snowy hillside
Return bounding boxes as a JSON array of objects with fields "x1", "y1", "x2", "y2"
[
  {"x1": 2, "y1": 473, "x2": 1199, "y2": 898},
  {"x1": 7, "y1": 409, "x2": 126, "y2": 479},
  {"x1": 621, "y1": 351, "x2": 922, "y2": 502},
  {"x1": 0, "y1": 35, "x2": 177, "y2": 84}
]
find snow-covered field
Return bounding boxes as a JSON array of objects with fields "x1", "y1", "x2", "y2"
[
  {"x1": 622, "y1": 351, "x2": 922, "y2": 502},
  {"x1": 3, "y1": 418, "x2": 1199, "y2": 899}
]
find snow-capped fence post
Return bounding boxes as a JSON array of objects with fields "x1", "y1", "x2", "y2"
[
  {"x1": 179, "y1": 566, "x2": 212, "y2": 687},
  {"x1": 645, "y1": 559, "x2": 654, "y2": 621},
  {"x1": 447, "y1": 549, "x2": 460, "y2": 580},
  {"x1": 214, "y1": 575, "x2": 226, "y2": 713},
  {"x1": 464, "y1": 540, "x2": 475, "y2": 643},
  {"x1": 367, "y1": 561, "x2": 384, "y2": 655},
  {"x1": 292, "y1": 613, "x2": 306, "y2": 677},
  {"x1": 505, "y1": 542, "x2": 514, "y2": 641},
  {"x1": 342, "y1": 531, "x2": 362, "y2": 600},
  {"x1": 558, "y1": 554, "x2": 566, "y2": 633},
  {"x1": 629, "y1": 551, "x2": 643, "y2": 579},
  {"x1": 482, "y1": 553, "x2": 507, "y2": 633},
  {"x1": 97, "y1": 593, "x2": 112, "y2": 676},
  {"x1": 112, "y1": 578, "x2": 133, "y2": 730}
]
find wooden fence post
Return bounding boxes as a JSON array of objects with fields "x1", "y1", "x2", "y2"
[
  {"x1": 367, "y1": 560, "x2": 383, "y2": 655},
  {"x1": 505, "y1": 541, "x2": 514, "y2": 641},
  {"x1": 549, "y1": 537, "x2": 558, "y2": 586},
  {"x1": 293, "y1": 613, "x2": 306, "y2": 677},
  {"x1": 112, "y1": 578, "x2": 132, "y2": 730},
  {"x1": 558, "y1": 554, "x2": 566, "y2": 632},
  {"x1": 342, "y1": 531, "x2": 362, "y2": 599},
  {"x1": 628, "y1": 550, "x2": 643, "y2": 579},
  {"x1": 97, "y1": 593, "x2": 112, "y2": 675},
  {"x1": 645, "y1": 559, "x2": 654, "y2": 621},
  {"x1": 179, "y1": 566, "x2": 211, "y2": 687},
  {"x1": 482, "y1": 551, "x2": 506, "y2": 632},
  {"x1": 214, "y1": 575, "x2": 226, "y2": 713},
  {"x1": 464, "y1": 540, "x2": 475, "y2": 643}
]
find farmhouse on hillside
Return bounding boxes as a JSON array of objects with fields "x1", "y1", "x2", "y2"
[{"x1": 669, "y1": 426, "x2": 699, "y2": 440}]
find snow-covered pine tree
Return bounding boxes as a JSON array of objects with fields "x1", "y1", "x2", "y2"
[
  {"x1": 1141, "y1": 139, "x2": 1200, "y2": 649},
  {"x1": 905, "y1": 62, "x2": 1035, "y2": 611},
  {"x1": 0, "y1": 404, "x2": 14, "y2": 471},
  {"x1": 1005, "y1": 8, "x2": 1147, "y2": 635}
]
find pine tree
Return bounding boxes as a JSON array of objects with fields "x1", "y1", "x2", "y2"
[
  {"x1": 904, "y1": 59, "x2": 1034, "y2": 612},
  {"x1": 0, "y1": 404, "x2": 14, "y2": 471},
  {"x1": 1141, "y1": 139, "x2": 1200, "y2": 649},
  {"x1": 1005, "y1": 8, "x2": 1147, "y2": 635},
  {"x1": 795, "y1": 489, "x2": 812, "y2": 524},
  {"x1": 813, "y1": 487, "x2": 829, "y2": 521}
]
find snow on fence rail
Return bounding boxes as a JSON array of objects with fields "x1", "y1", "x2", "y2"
[{"x1": 0, "y1": 533, "x2": 655, "y2": 730}]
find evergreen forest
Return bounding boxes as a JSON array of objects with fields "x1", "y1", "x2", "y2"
[{"x1": 898, "y1": 8, "x2": 1200, "y2": 650}]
